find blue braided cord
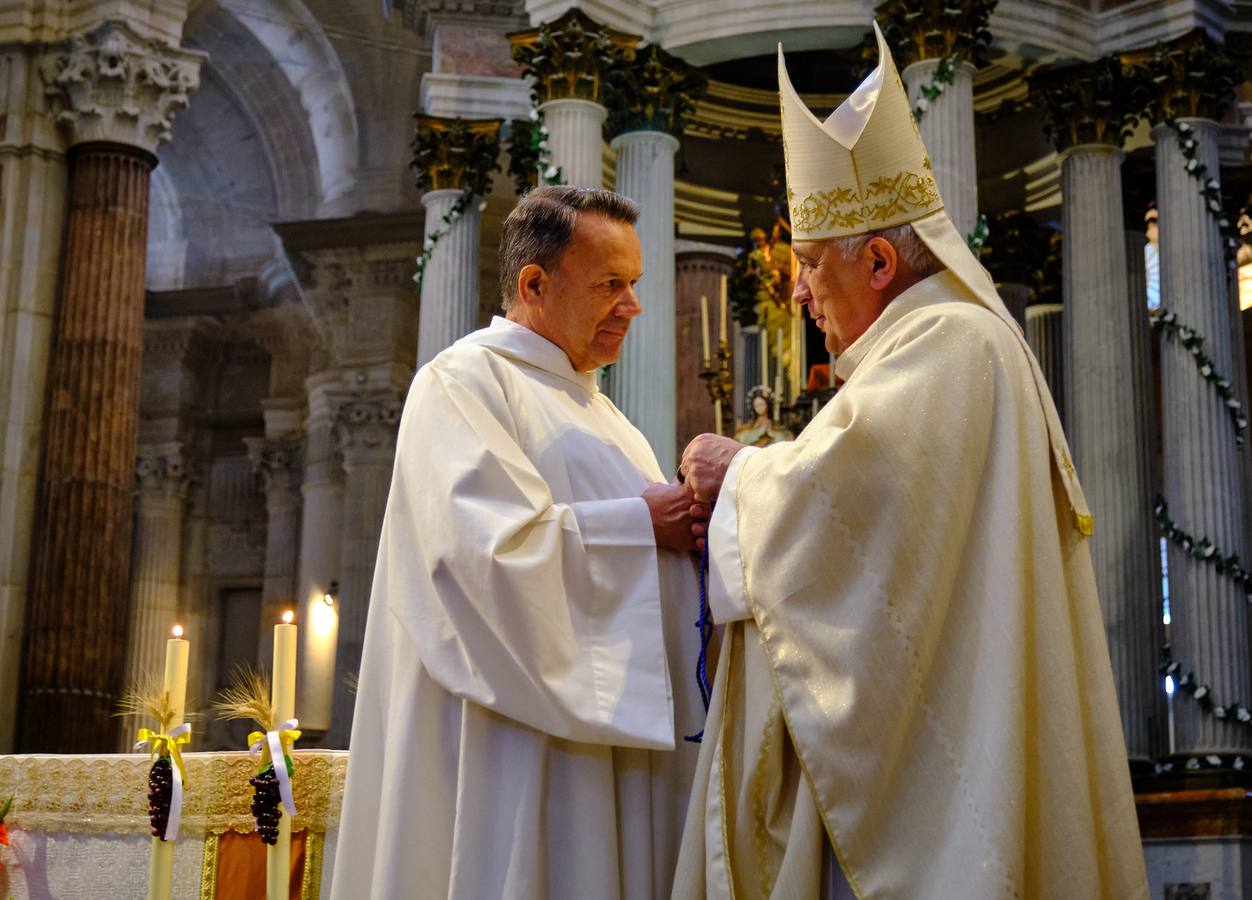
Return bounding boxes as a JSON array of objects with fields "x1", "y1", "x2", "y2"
[{"x1": 684, "y1": 541, "x2": 714, "y2": 744}]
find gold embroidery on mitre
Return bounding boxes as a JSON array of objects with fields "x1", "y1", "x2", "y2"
[{"x1": 791, "y1": 167, "x2": 941, "y2": 234}]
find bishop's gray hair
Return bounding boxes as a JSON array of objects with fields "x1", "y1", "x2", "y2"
[
  {"x1": 827, "y1": 223, "x2": 944, "y2": 278},
  {"x1": 498, "y1": 186, "x2": 640, "y2": 311}
]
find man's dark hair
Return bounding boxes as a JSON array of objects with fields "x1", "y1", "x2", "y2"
[{"x1": 498, "y1": 186, "x2": 640, "y2": 310}]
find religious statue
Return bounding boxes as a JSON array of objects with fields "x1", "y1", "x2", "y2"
[{"x1": 733, "y1": 386, "x2": 794, "y2": 447}]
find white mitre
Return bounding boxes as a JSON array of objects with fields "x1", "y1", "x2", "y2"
[{"x1": 779, "y1": 23, "x2": 1095, "y2": 535}]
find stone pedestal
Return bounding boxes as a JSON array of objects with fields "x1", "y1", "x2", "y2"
[
  {"x1": 1061, "y1": 144, "x2": 1159, "y2": 763},
  {"x1": 325, "y1": 389, "x2": 403, "y2": 749},
  {"x1": 118, "y1": 444, "x2": 190, "y2": 746},
  {"x1": 610, "y1": 129, "x2": 679, "y2": 474},
  {"x1": 418, "y1": 189, "x2": 483, "y2": 367},
  {"x1": 1155, "y1": 119, "x2": 1250, "y2": 754},
  {"x1": 903, "y1": 59, "x2": 978, "y2": 237},
  {"x1": 1026, "y1": 304, "x2": 1065, "y2": 425},
  {"x1": 540, "y1": 98, "x2": 606, "y2": 189}
]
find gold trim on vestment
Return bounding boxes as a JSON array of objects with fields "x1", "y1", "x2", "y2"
[
  {"x1": 791, "y1": 166, "x2": 941, "y2": 236},
  {"x1": 199, "y1": 832, "x2": 220, "y2": 900},
  {"x1": 302, "y1": 830, "x2": 324, "y2": 899}
]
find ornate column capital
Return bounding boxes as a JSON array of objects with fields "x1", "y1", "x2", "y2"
[
  {"x1": 411, "y1": 115, "x2": 502, "y2": 194},
  {"x1": 134, "y1": 442, "x2": 193, "y2": 506},
  {"x1": 604, "y1": 44, "x2": 707, "y2": 139},
  {"x1": 1028, "y1": 57, "x2": 1139, "y2": 152},
  {"x1": 332, "y1": 389, "x2": 404, "y2": 466},
  {"x1": 39, "y1": 21, "x2": 205, "y2": 154},
  {"x1": 508, "y1": 8, "x2": 640, "y2": 106},
  {"x1": 245, "y1": 437, "x2": 304, "y2": 504},
  {"x1": 874, "y1": 0, "x2": 997, "y2": 68},
  {"x1": 1120, "y1": 29, "x2": 1237, "y2": 124}
]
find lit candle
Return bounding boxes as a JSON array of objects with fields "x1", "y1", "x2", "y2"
[
  {"x1": 268, "y1": 610, "x2": 298, "y2": 900},
  {"x1": 147, "y1": 625, "x2": 189, "y2": 900},
  {"x1": 718, "y1": 276, "x2": 728, "y2": 343},
  {"x1": 699, "y1": 295, "x2": 711, "y2": 366}
]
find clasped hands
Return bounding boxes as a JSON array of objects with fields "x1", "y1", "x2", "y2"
[{"x1": 643, "y1": 433, "x2": 745, "y2": 553}]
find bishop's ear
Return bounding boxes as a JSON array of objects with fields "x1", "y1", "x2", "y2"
[
  {"x1": 864, "y1": 236, "x2": 899, "y2": 290},
  {"x1": 516, "y1": 263, "x2": 547, "y2": 306}
]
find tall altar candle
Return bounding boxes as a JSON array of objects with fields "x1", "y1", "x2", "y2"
[
  {"x1": 699, "y1": 294, "x2": 711, "y2": 365},
  {"x1": 760, "y1": 336, "x2": 768, "y2": 389},
  {"x1": 147, "y1": 625, "x2": 189, "y2": 900},
  {"x1": 714, "y1": 398, "x2": 723, "y2": 436},
  {"x1": 718, "y1": 276, "x2": 728, "y2": 343},
  {"x1": 268, "y1": 610, "x2": 298, "y2": 900}
]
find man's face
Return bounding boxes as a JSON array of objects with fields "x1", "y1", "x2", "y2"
[
  {"x1": 792, "y1": 238, "x2": 893, "y2": 354},
  {"x1": 523, "y1": 213, "x2": 643, "y2": 372}
]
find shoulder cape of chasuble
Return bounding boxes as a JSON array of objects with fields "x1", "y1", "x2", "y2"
[{"x1": 778, "y1": 22, "x2": 1093, "y2": 536}]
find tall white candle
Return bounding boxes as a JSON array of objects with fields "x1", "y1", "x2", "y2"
[
  {"x1": 714, "y1": 398, "x2": 723, "y2": 436},
  {"x1": 699, "y1": 295, "x2": 711, "y2": 365},
  {"x1": 146, "y1": 626, "x2": 189, "y2": 900},
  {"x1": 718, "y1": 276, "x2": 728, "y2": 343},
  {"x1": 760, "y1": 334, "x2": 769, "y2": 388},
  {"x1": 268, "y1": 611, "x2": 298, "y2": 900}
]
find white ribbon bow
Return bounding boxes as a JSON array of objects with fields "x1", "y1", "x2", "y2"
[
  {"x1": 249, "y1": 718, "x2": 299, "y2": 817},
  {"x1": 135, "y1": 721, "x2": 191, "y2": 841}
]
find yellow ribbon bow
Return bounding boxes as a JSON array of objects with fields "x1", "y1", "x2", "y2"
[
  {"x1": 135, "y1": 722, "x2": 192, "y2": 841},
  {"x1": 247, "y1": 719, "x2": 302, "y2": 816}
]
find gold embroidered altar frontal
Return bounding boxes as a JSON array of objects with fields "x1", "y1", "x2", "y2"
[{"x1": 0, "y1": 750, "x2": 347, "y2": 900}]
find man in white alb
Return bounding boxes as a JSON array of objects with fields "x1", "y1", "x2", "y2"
[{"x1": 331, "y1": 187, "x2": 708, "y2": 899}]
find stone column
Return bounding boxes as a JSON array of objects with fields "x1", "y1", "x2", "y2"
[
  {"x1": 1033, "y1": 57, "x2": 1160, "y2": 763},
  {"x1": 880, "y1": 1, "x2": 995, "y2": 238},
  {"x1": 1026, "y1": 304, "x2": 1065, "y2": 423},
  {"x1": 246, "y1": 437, "x2": 303, "y2": 669},
  {"x1": 326, "y1": 388, "x2": 404, "y2": 749},
  {"x1": 18, "y1": 23, "x2": 202, "y2": 751},
  {"x1": 412, "y1": 116, "x2": 502, "y2": 367},
  {"x1": 997, "y1": 283, "x2": 1030, "y2": 330},
  {"x1": 118, "y1": 444, "x2": 190, "y2": 745},
  {"x1": 606, "y1": 46, "x2": 706, "y2": 475},
  {"x1": 509, "y1": 8, "x2": 640, "y2": 189},
  {"x1": 1126, "y1": 32, "x2": 1248, "y2": 754}
]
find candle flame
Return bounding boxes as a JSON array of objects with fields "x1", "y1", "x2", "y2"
[
  {"x1": 282, "y1": 610, "x2": 294, "y2": 624},
  {"x1": 322, "y1": 592, "x2": 335, "y2": 607},
  {"x1": 171, "y1": 624, "x2": 184, "y2": 638}
]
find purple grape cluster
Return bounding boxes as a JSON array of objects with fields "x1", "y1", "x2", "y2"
[
  {"x1": 147, "y1": 756, "x2": 173, "y2": 839},
  {"x1": 249, "y1": 764, "x2": 283, "y2": 844}
]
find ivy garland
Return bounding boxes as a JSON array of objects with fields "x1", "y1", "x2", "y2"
[
  {"x1": 1154, "y1": 496, "x2": 1252, "y2": 590},
  {"x1": 912, "y1": 55, "x2": 958, "y2": 124},
  {"x1": 1169, "y1": 121, "x2": 1240, "y2": 269},
  {"x1": 1157, "y1": 643, "x2": 1252, "y2": 773},
  {"x1": 413, "y1": 187, "x2": 478, "y2": 294},
  {"x1": 966, "y1": 213, "x2": 989, "y2": 253},
  {"x1": 528, "y1": 104, "x2": 564, "y2": 186},
  {"x1": 1151, "y1": 309, "x2": 1248, "y2": 445}
]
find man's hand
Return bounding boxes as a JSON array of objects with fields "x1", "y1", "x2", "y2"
[
  {"x1": 643, "y1": 482, "x2": 709, "y2": 553},
  {"x1": 679, "y1": 433, "x2": 745, "y2": 503}
]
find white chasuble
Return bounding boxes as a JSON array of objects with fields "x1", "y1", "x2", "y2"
[
  {"x1": 673, "y1": 271, "x2": 1148, "y2": 900},
  {"x1": 331, "y1": 317, "x2": 704, "y2": 900}
]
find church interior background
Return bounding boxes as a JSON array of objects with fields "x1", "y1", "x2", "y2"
[{"x1": 7, "y1": 0, "x2": 1252, "y2": 896}]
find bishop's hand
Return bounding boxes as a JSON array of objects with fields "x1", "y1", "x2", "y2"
[
  {"x1": 642, "y1": 481, "x2": 709, "y2": 553},
  {"x1": 679, "y1": 433, "x2": 745, "y2": 504}
]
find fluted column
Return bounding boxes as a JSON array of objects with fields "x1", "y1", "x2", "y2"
[
  {"x1": 510, "y1": 8, "x2": 639, "y2": 189},
  {"x1": 326, "y1": 389, "x2": 403, "y2": 749},
  {"x1": 247, "y1": 437, "x2": 303, "y2": 668},
  {"x1": 1124, "y1": 30, "x2": 1248, "y2": 754},
  {"x1": 18, "y1": 23, "x2": 202, "y2": 750},
  {"x1": 118, "y1": 444, "x2": 190, "y2": 746},
  {"x1": 1026, "y1": 304, "x2": 1065, "y2": 423},
  {"x1": 997, "y1": 282, "x2": 1030, "y2": 330},
  {"x1": 412, "y1": 115, "x2": 501, "y2": 367},
  {"x1": 880, "y1": 1, "x2": 995, "y2": 239}
]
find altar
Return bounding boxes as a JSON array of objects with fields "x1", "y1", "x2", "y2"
[{"x1": 0, "y1": 750, "x2": 347, "y2": 899}]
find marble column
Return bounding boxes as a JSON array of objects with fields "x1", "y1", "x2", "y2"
[
  {"x1": 412, "y1": 115, "x2": 501, "y2": 367},
  {"x1": 19, "y1": 24, "x2": 202, "y2": 751},
  {"x1": 997, "y1": 282, "x2": 1030, "y2": 330},
  {"x1": 326, "y1": 389, "x2": 403, "y2": 749},
  {"x1": 509, "y1": 8, "x2": 639, "y2": 190},
  {"x1": 611, "y1": 130, "x2": 680, "y2": 472},
  {"x1": 1059, "y1": 143, "x2": 1159, "y2": 763},
  {"x1": 246, "y1": 437, "x2": 303, "y2": 669},
  {"x1": 118, "y1": 444, "x2": 190, "y2": 747},
  {"x1": 1155, "y1": 118, "x2": 1249, "y2": 753},
  {"x1": 1026, "y1": 304, "x2": 1065, "y2": 423},
  {"x1": 542, "y1": 98, "x2": 607, "y2": 188},
  {"x1": 902, "y1": 59, "x2": 978, "y2": 237},
  {"x1": 295, "y1": 374, "x2": 345, "y2": 736}
]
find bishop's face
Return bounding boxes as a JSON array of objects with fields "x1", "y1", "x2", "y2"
[
  {"x1": 533, "y1": 213, "x2": 644, "y2": 372},
  {"x1": 792, "y1": 238, "x2": 893, "y2": 355}
]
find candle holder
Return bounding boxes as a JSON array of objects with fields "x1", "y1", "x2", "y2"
[{"x1": 699, "y1": 340, "x2": 735, "y2": 436}]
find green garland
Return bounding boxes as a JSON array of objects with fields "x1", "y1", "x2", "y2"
[
  {"x1": 1169, "y1": 120, "x2": 1239, "y2": 268},
  {"x1": 1154, "y1": 496, "x2": 1252, "y2": 588},
  {"x1": 965, "y1": 213, "x2": 989, "y2": 253},
  {"x1": 529, "y1": 104, "x2": 564, "y2": 186},
  {"x1": 1158, "y1": 643, "x2": 1252, "y2": 773},
  {"x1": 1151, "y1": 309, "x2": 1248, "y2": 445},
  {"x1": 912, "y1": 55, "x2": 957, "y2": 124},
  {"x1": 414, "y1": 187, "x2": 477, "y2": 294}
]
